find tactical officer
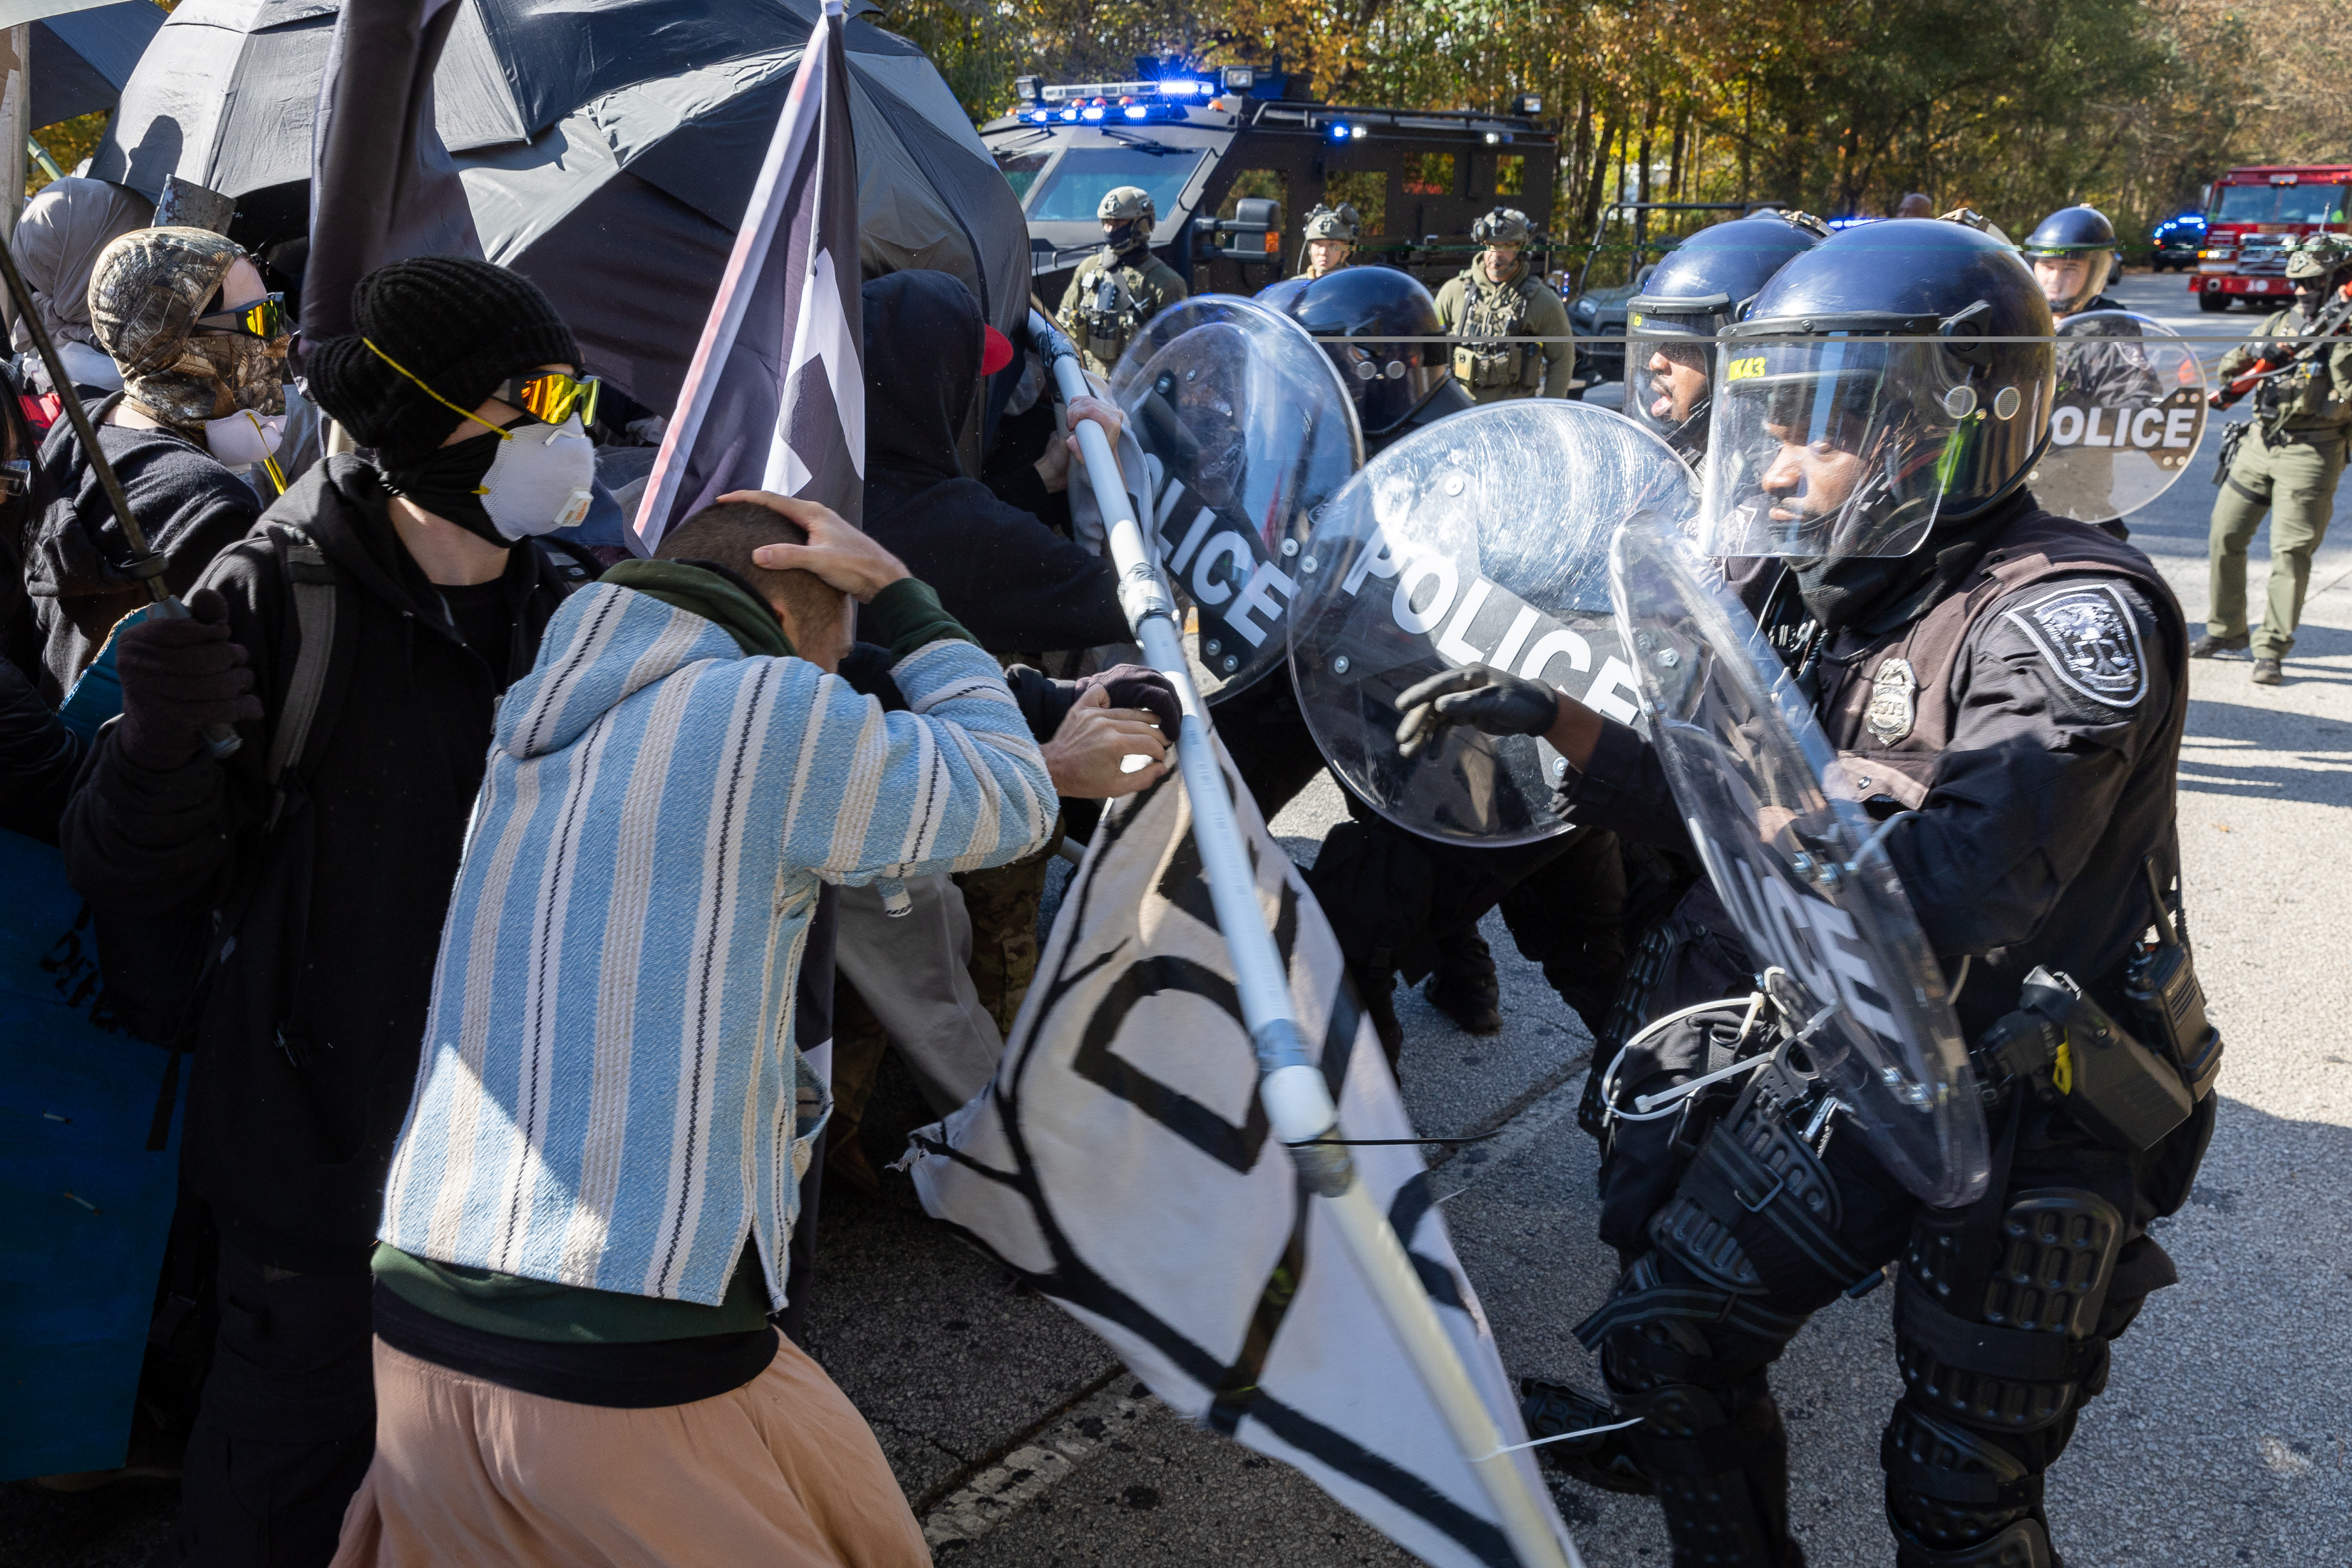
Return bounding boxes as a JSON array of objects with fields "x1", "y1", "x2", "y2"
[
  {"x1": 1399, "y1": 217, "x2": 2216, "y2": 1568},
  {"x1": 2199, "y1": 231, "x2": 2352, "y2": 683},
  {"x1": 2022, "y1": 205, "x2": 2124, "y2": 319},
  {"x1": 1433, "y1": 207, "x2": 1574, "y2": 402},
  {"x1": 1624, "y1": 210, "x2": 1827, "y2": 465},
  {"x1": 1055, "y1": 185, "x2": 1188, "y2": 378},
  {"x1": 1297, "y1": 202, "x2": 1361, "y2": 279}
]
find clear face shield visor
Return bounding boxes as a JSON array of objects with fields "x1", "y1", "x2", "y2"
[
  {"x1": 1698, "y1": 334, "x2": 2020, "y2": 560},
  {"x1": 1624, "y1": 306, "x2": 1724, "y2": 450},
  {"x1": 2028, "y1": 252, "x2": 2106, "y2": 317}
]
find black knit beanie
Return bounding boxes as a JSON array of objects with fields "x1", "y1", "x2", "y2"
[{"x1": 304, "y1": 257, "x2": 579, "y2": 470}]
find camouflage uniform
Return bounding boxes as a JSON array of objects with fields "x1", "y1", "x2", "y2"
[
  {"x1": 2206, "y1": 235, "x2": 2352, "y2": 663},
  {"x1": 955, "y1": 845, "x2": 1057, "y2": 1038},
  {"x1": 1055, "y1": 185, "x2": 1187, "y2": 378},
  {"x1": 1432, "y1": 208, "x2": 1572, "y2": 402}
]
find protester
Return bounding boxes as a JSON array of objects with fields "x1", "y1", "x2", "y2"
[
  {"x1": 336, "y1": 490, "x2": 1054, "y2": 1567},
  {"x1": 24, "y1": 227, "x2": 284, "y2": 703},
  {"x1": 8, "y1": 175, "x2": 150, "y2": 403},
  {"x1": 58, "y1": 255, "x2": 599, "y2": 1566}
]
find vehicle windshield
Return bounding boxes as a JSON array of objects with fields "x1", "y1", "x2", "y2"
[
  {"x1": 2209, "y1": 182, "x2": 2351, "y2": 226},
  {"x1": 1021, "y1": 147, "x2": 1209, "y2": 223}
]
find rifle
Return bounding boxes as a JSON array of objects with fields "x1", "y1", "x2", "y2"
[{"x1": 2209, "y1": 283, "x2": 2352, "y2": 438}]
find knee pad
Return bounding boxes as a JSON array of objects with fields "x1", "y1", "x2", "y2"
[
  {"x1": 1881, "y1": 1403, "x2": 2043, "y2": 1556},
  {"x1": 1576, "y1": 1253, "x2": 1808, "y2": 1396},
  {"x1": 1649, "y1": 1093, "x2": 1878, "y2": 1303},
  {"x1": 1899, "y1": 1189, "x2": 2122, "y2": 1435},
  {"x1": 1893, "y1": 1516, "x2": 2056, "y2": 1568}
]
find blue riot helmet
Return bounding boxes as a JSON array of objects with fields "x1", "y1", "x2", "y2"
[
  {"x1": 2021, "y1": 205, "x2": 2119, "y2": 316},
  {"x1": 1275, "y1": 265, "x2": 1454, "y2": 438},
  {"x1": 1701, "y1": 217, "x2": 2056, "y2": 561},
  {"x1": 1625, "y1": 210, "x2": 1829, "y2": 460}
]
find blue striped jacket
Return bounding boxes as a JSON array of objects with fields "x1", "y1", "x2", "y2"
[{"x1": 378, "y1": 582, "x2": 1056, "y2": 1306}]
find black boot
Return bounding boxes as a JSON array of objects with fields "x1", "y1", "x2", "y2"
[
  {"x1": 1425, "y1": 928, "x2": 1502, "y2": 1034},
  {"x1": 1520, "y1": 1378, "x2": 1652, "y2": 1495}
]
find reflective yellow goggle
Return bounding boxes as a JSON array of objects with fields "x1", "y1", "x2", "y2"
[
  {"x1": 496, "y1": 370, "x2": 600, "y2": 428},
  {"x1": 195, "y1": 292, "x2": 292, "y2": 341}
]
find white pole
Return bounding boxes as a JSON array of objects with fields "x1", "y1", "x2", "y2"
[{"x1": 1030, "y1": 312, "x2": 1579, "y2": 1568}]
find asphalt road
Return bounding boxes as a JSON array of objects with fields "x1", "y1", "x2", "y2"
[{"x1": 9, "y1": 268, "x2": 2349, "y2": 1567}]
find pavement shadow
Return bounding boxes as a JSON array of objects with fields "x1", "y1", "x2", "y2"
[{"x1": 2178, "y1": 695, "x2": 2352, "y2": 805}]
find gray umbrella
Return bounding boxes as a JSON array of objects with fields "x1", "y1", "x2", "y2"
[{"x1": 88, "y1": 0, "x2": 1029, "y2": 413}]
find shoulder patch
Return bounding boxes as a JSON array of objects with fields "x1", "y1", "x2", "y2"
[{"x1": 2003, "y1": 582, "x2": 2147, "y2": 708}]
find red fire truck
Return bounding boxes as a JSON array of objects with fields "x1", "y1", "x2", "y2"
[{"x1": 2190, "y1": 163, "x2": 2352, "y2": 311}]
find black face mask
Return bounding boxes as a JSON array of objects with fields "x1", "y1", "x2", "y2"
[
  {"x1": 1104, "y1": 219, "x2": 1144, "y2": 254},
  {"x1": 381, "y1": 421, "x2": 512, "y2": 545}
]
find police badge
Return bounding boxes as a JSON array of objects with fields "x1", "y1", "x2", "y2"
[{"x1": 1866, "y1": 656, "x2": 1918, "y2": 743}]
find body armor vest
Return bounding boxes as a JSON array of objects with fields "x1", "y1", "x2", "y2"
[{"x1": 1453, "y1": 274, "x2": 1545, "y2": 391}]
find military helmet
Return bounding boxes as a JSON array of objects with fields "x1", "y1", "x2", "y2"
[
  {"x1": 1097, "y1": 185, "x2": 1156, "y2": 225},
  {"x1": 1624, "y1": 212, "x2": 1828, "y2": 460},
  {"x1": 1302, "y1": 203, "x2": 1361, "y2": 243},
  {"x1": 2286, "y1": 232, "x2": 2352, "y2": 284},
  {"x1": 2021, "y1": 205, "x2": 2118, "y2": 257},
  {"x1": 1472, "y1": 207, "x2": 1532, "y2": 246},
  {"x1": 1274, "y1": 265, "x2": 1452, "y2": 436},
  {"x1": 1701, "y1": 217, "x2": 2056, "y2": 561}
]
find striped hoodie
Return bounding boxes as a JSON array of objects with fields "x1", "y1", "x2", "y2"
[{"x1": 378, "y1": 577, "x2": 1056, "y2": 1307}]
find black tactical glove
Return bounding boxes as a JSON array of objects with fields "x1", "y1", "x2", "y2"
[
  {"x1": 1393, "y1": 664, "x2": 1559, "y2": 760},
  {"x1": 1071, "y1": 663, "x2": 1182, "y2": 735},
  {"x1": 114, "y1": 587, "x2": 262, "y2": 771}
]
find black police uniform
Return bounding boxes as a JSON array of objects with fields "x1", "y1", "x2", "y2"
[{"x1": 1536, "y1": 492, "x2": 2215, "y2": 1568}]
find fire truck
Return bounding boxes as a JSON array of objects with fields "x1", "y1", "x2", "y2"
[
  {"x1": 2189, "y1": 163, "x2": 2352, "y2": 312},
  {"x1": 978, "y1": 60, "x2": 1558, "y2": 311}
]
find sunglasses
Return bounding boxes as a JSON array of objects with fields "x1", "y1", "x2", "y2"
[
  {"x1": 193, "y1": 292, "x2": 292, "y2": 341},
  {"x1": 496, "y1": 368, "x2": 600, "y2": 428}
]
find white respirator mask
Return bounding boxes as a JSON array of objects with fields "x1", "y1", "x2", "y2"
[{"x1": 479, "y1": 413, "x2": 597, "y2": 539}]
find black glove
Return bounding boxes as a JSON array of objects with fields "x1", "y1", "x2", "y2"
[
  {"x1": 1393, "y1": 664, "x2": 1559, "y2": 760},
  {"x1": 114, "y1": 587, "x2": 262, "y2": 771},
  {"x1": 1072, "y1": 663, "x2": 1182, "y2": 735}
]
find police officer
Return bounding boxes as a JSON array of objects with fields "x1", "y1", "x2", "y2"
[
  {"x1": 1056, "y1": 185, "x2": 1188, "y2": 377},
  {"x1": 1296, "y1": 202, "x2": 1361, "y2": 279},
  {"x1": 2199, "y1": 231, "x2": 2352, "y2": 683},
  {"x1": 1433, "y1": 207, "x2": 1574, "y2": 402},
  {"x1": 1398, "y1": 217, "x2": 2214, "y2": 1568},
  {"x1": 2022, "y1": 205, "x2": 2125, "y2": 319},
  {"x1": 1623, "y1": 210, "x2": 1827, "y2": 465}
]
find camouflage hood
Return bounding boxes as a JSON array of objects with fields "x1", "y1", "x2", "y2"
[{"x1": 88, "y1": 227, "x2": 287, "y2": 433}]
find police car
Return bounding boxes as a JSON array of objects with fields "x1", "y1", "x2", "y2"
[{"x1": 980, "y1": 60, "x2": 1559, "y2": 311}]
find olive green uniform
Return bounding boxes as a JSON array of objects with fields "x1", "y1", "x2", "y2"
[
  {"x1": 1056, "y1": 244, "x2": 1188, "y2": 378},
  {"x1": 2207, "y1": 306, "x2": 2352, "y2": 656},
  {"x1": 1433, "y1": 262, "x2": 1573, "y2": 402}
]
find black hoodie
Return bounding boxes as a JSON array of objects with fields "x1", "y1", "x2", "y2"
[
  {"x1": 25, "y1": 397, "x2": 263, "y2": 704},
  {"x1": 60, "y1": 455, "x2": 589, "y2": 1270},
  {"x1": 859, "y1": 270, "x2": 1128, "y2": 656}
]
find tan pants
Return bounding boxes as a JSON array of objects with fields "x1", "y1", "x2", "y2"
[{"x1": 331, "y1": 1336, "x2": 929, "y2": 1568}]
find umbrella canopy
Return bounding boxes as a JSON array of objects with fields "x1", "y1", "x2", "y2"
[
  {"x1": 29, "y1": 1, "x2": 164, "y2": 131},
  {"x1": 88, "y1": 0, "x2": 1029, "y2": 412}
]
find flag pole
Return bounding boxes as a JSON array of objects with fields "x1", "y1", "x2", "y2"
[{"x1": 1027, "y1": 312, "x2": 1578, "y2": 1568}]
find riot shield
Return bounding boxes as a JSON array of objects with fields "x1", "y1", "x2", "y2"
[
  {"x1": 1608, "y1": 517, "x2": 1990, "y2": 1209},
  {"x1": 1289, "y1": 401, "x2": 1698, "y2": 846},
  {"x1": 2028, "y1": 310, "x2": 2208, "y2": 524},
  {"x1": 1105, "y1": 297, "x2": 1363, "y2": 701}
]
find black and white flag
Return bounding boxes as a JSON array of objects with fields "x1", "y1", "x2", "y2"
[
  {"x1": 904, "y1": 738, "x2": 1578, "y2": 1568},
  {"x1": 633, "y1": 0, "x2": 863, "y2": 551}
]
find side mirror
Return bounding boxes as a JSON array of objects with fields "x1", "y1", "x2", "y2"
[{"x1": 1195, "y1": 197, "x2": 1284, "y2": 259}]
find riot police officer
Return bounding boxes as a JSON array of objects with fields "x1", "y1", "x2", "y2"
[
  {"x1": 1297, "y1": 202, "x2": 1361, "y2": 279},
  {"x1": 1624, "y1": 210, "x2": 1827, "y2": 465},
  {"x1": 1399, "y1": 217, "x2": 2215, "y2": 1568},
  {"x1": 2022, "y1": 205, "x2": 2125, "y2": 319},
  {"x1": 1434, "y1": 207, "x2": 1574, "y2": 402},
  {"x1": 1056, "y1": 185, "x2": 1188, "y2": 377},
  {"x1": 2199, "y1": 231, "x2": 2352, "y2": 683}
]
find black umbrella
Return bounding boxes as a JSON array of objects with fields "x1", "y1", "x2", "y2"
[
  {"x1": 90, "y1": 0, "x2": 1030, "y2": 413},
  {"x1": 29, "y1": 1, "x2": 165, "y2": 131}
]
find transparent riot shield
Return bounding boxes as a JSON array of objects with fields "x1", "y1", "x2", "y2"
[
  {"x1": 2028, "y1": 310, "x2": 2208, "y2": 524},
  {"x1": 1289, "y1": 402, "x2": 1698, "y2": 846},
  {"x1": 1609, "y1": 516, "x2": 1990, "y2": 1209},
  {"x1": 1105, "y1": 297, "x2": 1363, "y2": 701}
]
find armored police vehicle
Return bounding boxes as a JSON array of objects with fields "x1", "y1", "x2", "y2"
[{"x1": 978, "y1": 61, "x2": 1559, "y2": 312}]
